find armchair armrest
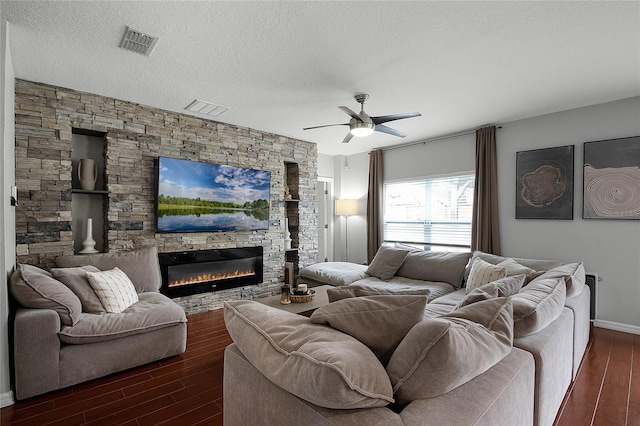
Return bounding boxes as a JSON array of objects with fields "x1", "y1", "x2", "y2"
[{"x1": 14, "y1": 308, "x2": 61, "y2": 400}]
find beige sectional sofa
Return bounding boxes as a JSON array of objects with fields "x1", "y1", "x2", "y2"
[
  {"x1": 224, "y1": 248, "x2": 589, "y2": 426},
  {"x1": 9, "y1": 247, "x2": 187, "y2": 400}
]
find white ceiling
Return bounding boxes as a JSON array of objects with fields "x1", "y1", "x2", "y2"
[{"x1": 2, "y1": 1, "x2": 639, "y2": 156}]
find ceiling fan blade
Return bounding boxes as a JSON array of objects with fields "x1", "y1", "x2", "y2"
[
  {"x1": 303, "y1": 123, "x2": 349, "y2": 130},
  {"x1": 338, "y1": 106, "x2": 363, "y2": 122},
  {"x1": 372, "y1": 112, "x2": 422, "y2": 125},
  {"x1": 374, "y1": 124, "x2": 407, "y2": 138},
  {"x1": 341, "y1": 132, "x2": 354, "y2": 144}
]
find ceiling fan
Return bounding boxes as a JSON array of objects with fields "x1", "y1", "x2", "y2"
[{"x1": 303, "y1": 94, "x2": 422, "y2": 144}]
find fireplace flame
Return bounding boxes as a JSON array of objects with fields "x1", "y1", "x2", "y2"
[{"x1": 168, "y1": 270, "x2": 255, "y2": 287}]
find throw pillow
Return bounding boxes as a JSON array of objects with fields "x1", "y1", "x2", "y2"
[
  {"x1": 9, "y1": 264, "x2": 82, "y2": 326},
  {"x1": 310, "y1": 295, "x2": 428, "y2": 364},
  {"x1": 50, "y1": 266, "x2": 105, "y2": 314},
  {"x1": 456, "y1": 274, "x2": 525, "y2": 309},
  {"x1": 511, "y1": 276, "x2": 566, "y2": 337},
  {"x1": 327, "y1": 285, "x2": 433, "y2": 303},
  {"x1": 224, "y1": 300, "x2": 394, "y2": 409},
  {"x1": 465, "y1": 257, "x2": 507, "y2": 293},
  {"x1": 366, "y1": 246, "x2": 409, "y2": 281},
  {"x1": 386, "y1": 297, "x2": 514, "y2": 405},
  {"x1": 85, "y1": 268, "x2": 139, "y2": 313},
  {"x1": 395, "y1": 250, "x2": 472, "y2": 288}
]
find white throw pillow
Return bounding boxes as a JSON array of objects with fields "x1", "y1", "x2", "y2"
[
  {"x1": 465, "y1": 257, "x2": 507, "y2": 293},
  {"x1": 85, "y1": 267, "x2": 139, "y2": 313}
]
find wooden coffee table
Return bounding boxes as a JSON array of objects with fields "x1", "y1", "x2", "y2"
[{"x1": 255, "y1": 284, "x2": 332, "y2": 315}]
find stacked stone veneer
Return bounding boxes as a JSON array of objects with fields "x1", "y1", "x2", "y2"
[{"x1": 14, "y1": 79, "x2": 318, "y2": 314}]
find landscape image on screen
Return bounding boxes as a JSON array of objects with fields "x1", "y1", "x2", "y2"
[{"x1": 156, "y1": 157, "x2": 271, "y2": 232}]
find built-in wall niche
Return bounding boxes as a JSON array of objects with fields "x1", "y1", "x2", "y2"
[{"x1": 71, "y1": 129, "x2": 107, "y2": 254}]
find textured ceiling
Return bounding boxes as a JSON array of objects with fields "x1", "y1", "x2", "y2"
[{"x1": 2, "y1": 1, "x2": 639, "y2": 156}]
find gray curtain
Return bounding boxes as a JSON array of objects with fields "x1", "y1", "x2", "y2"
[
  {"x1": 471, "y1": 126, "x2": 501, "y2": 255},
  {"x1": 366, "y1": 150, "x2": 384, "y2": 263}
]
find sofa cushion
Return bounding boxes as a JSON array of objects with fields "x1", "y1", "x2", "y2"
[
  {"x1": 511, "y1": 276, "x2": 566, "y2": 337},
  {"x1": 224, "y1": 300, "x2": 394, "y2": 409},
  {"x1": 311, "y1": 295, "x2": 427, "y2": 364},
  {"x1": 55, "y1": 246, "x2": 162, "y2": 293},
  {"x1": 86, "y1": 268, "x2": 139, "y2": 313},
  {"x1": 327, "y1": 285, "x2": 433, "y2": 303},
  {"x1": 366, "y1": 246, "x2": 409, "y2": 281},
  {"x1": 535, "y1": 262, "x2": 585, "y2": 299},
  {"x1": 386, "y1": 298, "x2": 514, "y2": 404},
  {"x1": 465, "y1": 257, "x2": 507, "y2": 293},
  {"x1": 350, "y1": 277, "x2": 456, "y2": 303},
  {"x1": 58, "y1": 292, "x2": 187, "y2": 344},
  {"x1": 51, "y1": 266, "x2": 105, "y2": 314},
  {"x1": 395, "y1": 250, "x2": 471, "y2": 288},
  {"x1": 457, "y1": 275, "x2": 525, "y2": 309},
  {"x1": 10, "y1": 264, "x2": 82, "y2": 326}
]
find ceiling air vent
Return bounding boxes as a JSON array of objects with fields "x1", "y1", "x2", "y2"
[
  {"x1": 120, "y1": 26, "x2": 159, "y2": 56},
  {"x1": 185, "y1": 99, "x2": 229, "y2": 117}
]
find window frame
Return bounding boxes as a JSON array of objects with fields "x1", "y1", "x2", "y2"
[{"x1": 382, "y1": 171, "x2": 475, "y2": 251}]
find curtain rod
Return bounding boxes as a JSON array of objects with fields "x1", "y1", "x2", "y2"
[{"x1": 379, "y1": 125, "x2": 503, "y2": 153}]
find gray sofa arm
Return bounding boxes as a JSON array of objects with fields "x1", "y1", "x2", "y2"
[{"x1": 14, "y1": 308, "x2": 61, "y2": 400}]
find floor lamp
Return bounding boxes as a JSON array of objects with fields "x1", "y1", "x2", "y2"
[{"x1": 335, "y1": 199, "x2": 358, "y2": 262}]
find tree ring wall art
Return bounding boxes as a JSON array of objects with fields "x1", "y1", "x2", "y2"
[
  {"x1": 583, "y1": 136, "x2": 640, "y2": 220},
  {"x1": 516, "y1": 145, "x2": 574, "y2": 219}
]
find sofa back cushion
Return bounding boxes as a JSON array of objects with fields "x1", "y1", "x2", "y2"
[
  {"x1": 224, "y1": 300, "x2": 394, "y2": 409},
  {"x1": 464, "y1": 251, "x2": 562, "y2": 282},
  {"x1": 395, "y1": 251, "x2": 471, "y2": 287},
  {"x1": 366, "y1": 246, "x2": 409, "y2": 280},
  {"x1": 511, "y1": 276, "x2": 566, "y2": 337},
  {"x1": 535, "y1": 262, "x2": 585, "y2": 299},
  {"x1": 10, "y1": 264, "x2": 82, "y2": 326},
  {"x1": 311, "y1": 295, "x2": 427, "y2": 365},
  {"x1": 55, "y1": 246, "x2": 161, "y2": 293},
  {"x1": 386, "y1": 298, "x2": 514, "y2": 404},
  {"x1": 51, "y1": 266, "x2": 105, "y2": 314}
]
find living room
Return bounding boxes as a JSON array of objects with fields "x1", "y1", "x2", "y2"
[{"x1": 1, "y1": 1, "x2": 639, "y2": 424}]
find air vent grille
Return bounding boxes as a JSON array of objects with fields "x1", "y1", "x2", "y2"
[
  {"x1": 120, "y1": 26, "x2": 159, "y2": 56},
  {"x1": 185, "y1": 99, "x2": 229, "y2": 117}
]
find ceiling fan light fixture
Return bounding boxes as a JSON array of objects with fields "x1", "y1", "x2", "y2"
[{"x1": 350, "y1": 122, "x2": 375, "y2": 137}]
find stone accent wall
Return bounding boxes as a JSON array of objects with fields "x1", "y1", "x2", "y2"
[{"x1": 14, "y1": 79, "x2": 318, "y2": 313}]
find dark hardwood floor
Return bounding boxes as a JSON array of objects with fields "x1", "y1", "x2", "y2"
[{"x1": 1, "y1": 309, "x2": 638, "y2": 425}]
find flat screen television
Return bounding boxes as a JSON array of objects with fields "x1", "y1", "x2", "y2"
[{"x1": 155, "y1": 157, "x2": 271, "y2": 232}]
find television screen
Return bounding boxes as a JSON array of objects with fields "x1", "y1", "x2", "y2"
[{"x1": 156, "y1": 157, "x2": 271, "y2": 232}]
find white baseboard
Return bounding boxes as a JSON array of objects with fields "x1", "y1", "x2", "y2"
[
  {"x1": 593, "y1": 319, "x2": 640, "y2": 335},
  {"x1": 0, "y1": 390, "x2": 14, "y2": 408}
]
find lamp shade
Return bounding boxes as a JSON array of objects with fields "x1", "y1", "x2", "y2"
[{"x1": 335, "y1": 199, "x2": 358, "y2": 216}]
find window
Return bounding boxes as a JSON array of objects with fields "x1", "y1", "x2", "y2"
[{"x1": 383, "y1": 174, "x2": 475, "y2": 252}]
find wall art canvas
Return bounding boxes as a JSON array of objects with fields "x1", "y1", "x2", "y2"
[
  {"x1": 583, "y1": 136, "x2": 640, "y2": 220},
  {"x1": 516, "y1": 145, "x2": 574, "y2": 219}
]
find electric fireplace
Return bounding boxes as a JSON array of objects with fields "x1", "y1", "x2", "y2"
[{"x1": 158, "y1": 247, "x2": 263, "y2": 298}]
